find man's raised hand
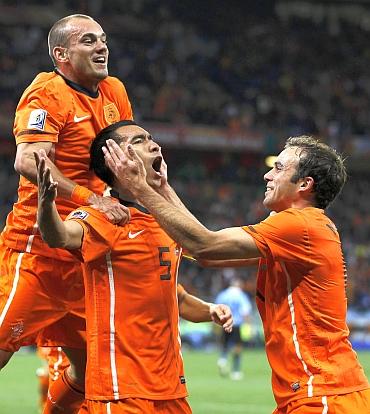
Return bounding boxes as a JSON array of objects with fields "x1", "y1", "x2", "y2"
[{"x1": 102, "y1": 139, "x2": 147, "y2": 197}]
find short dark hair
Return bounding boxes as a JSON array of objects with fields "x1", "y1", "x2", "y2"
[
  {"x1": 285, "y1": 135, "x2": 347, "y2": 209},
  {"x1": 90, "y1": 120, "x2": 137, "y2": 187}
]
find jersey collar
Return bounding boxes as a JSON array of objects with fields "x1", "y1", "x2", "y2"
[
  {"x1": 55, "y1": 69, "x2": 99, "y2": 98},
  {"x1": 110, "y1": 189, "x2": 150, "y2": 214}
]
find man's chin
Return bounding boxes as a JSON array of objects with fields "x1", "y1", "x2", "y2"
[{"x1": 95, "y1": 70, "x2": 108, "y2": 80}]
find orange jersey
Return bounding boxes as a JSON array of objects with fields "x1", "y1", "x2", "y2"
[
  {"x1": 67, "y1": 203, "x2": 187, "y2": 401},
  {"x1": 1, "y1": 71, "x2": 132, "y2": 260},
  {"x1": 243, "y1": 207, "x2": 369, "y2": 408}
]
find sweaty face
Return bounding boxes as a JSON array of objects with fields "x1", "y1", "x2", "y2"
[
  {"x1": 116, "y1": 125, "x2": 163, "y2": 189},
  {"x1": 63, "y1": 18, "x2": 108, "y2": 91},
  {"x1": 263, "y1": 147, "x2": 303, "y2": 212}
]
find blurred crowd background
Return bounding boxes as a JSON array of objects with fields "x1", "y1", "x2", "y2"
[{"x1": 0, "y1": 0, "x2": 369, "y2": 346}]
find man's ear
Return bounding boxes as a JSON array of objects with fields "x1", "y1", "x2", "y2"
[
  {"x1": 299, "y1": 176, "x2": 314, "y2": 192},
  {"x1": 53, "y1": 47, "x2": 68, "y2": 63}
]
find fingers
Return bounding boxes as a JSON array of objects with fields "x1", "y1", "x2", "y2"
[
  {"x1": 211, "y1": 304, "x2": 234, "y2": 332},
  {"x1": 90, "y1": 196, "x2": 131, "y2": 225},
  {"x1": 117, "y1": 205, "x2": 131, "y2": 225},
  {"x1": 126, "y1": 144, "x2": 141, "y2": 162},
  {"x1": 107, "y1": 139, "x2": 124, "y2": 162},
  {"x1": 112, "y1": 204, "x2": 131, "y2": 225},
  {"x1": 33, "y1": 151, "x2": 40, "y2": 168},
  {"x1": 102, "y1": 146, "x2": 117, "y2": 173},
  {"x1": 102, "y1": 140, "x2": 128, "y2": 176},
  {"x1": 222, "y1": 315, "x2": 234, "y2": 333}
]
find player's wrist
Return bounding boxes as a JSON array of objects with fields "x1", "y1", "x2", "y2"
[
  {"x1": 135, "y1": 181, "x2": 151, "y2": 198},
  {"x1": 71, "y1": 185, "x2": 94, "y2": 205}
]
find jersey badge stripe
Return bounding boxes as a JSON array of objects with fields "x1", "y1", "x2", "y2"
[
  {"x1": 25, "y1": 222, "x2": 39, "y2": 253},
  {"x1": 52, "y1": 347, "x2": 65, "y2": 381},
  {"x1": 106, "y1": 252, "x2": 120, "y2": 399},
  {"x1": 0, "y1": 252, "x2": 24, "y2": 327},
  {"x1": 280, "y1": 260, "x2": 315, "y2": 397},
  {"x1": 321, "y1": 396, "x2": 328, "y2": 414}
]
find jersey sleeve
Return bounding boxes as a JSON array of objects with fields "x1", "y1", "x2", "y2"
[
  {"x1": 66, "y1": 208, "x2": 114, "y2": 262},
  {"x1": 14, "y1": 77, "x2": 70, "y2": 144},
  {"x1": 242, "y1": 209, "x2": 310, "y2": 263}
]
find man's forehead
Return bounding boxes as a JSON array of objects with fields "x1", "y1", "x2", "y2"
[
  {"x1": 67, "y1": 19, "x2": 104, "y2": 38},
  {"x1": 116, "y1": 125, "x2": 148, "y2": 139},
  {"x1": 277, "y1": 147, "x2": 300, "y2": 166}
]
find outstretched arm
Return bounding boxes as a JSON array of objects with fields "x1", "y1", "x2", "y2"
[
  {"x1": 178, "y1": 284, "x2": 233, "y2": 333},
  {"x1": 35, "y1": 150, "x2": 83, "y2": 249},
  {"x1": 103, "y1": 140, "x2": 262, "y2": 261}
]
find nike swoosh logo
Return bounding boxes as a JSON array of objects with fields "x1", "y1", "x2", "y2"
[
  {"x1": 74, "y1": 115, "x2": 90, "y2": 123},
  {"x1": 128, "y1": 230, "x2": 145, "y2": 239}
]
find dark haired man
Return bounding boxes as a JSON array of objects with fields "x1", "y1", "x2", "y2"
[{"x1": 35, "y1": 120, "x2": 233, "y2": 413}]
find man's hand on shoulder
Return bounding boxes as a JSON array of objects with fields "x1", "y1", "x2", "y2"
[{"x1": 89, "y1": 194, "x2": 131, "y2": 225}]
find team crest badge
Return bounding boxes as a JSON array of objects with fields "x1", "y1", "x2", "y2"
[
  {"x1": 103, "y1": 103, "x2": 120, "y2": 124},
  {"x1": 27, "y1": 109, "x2": 47, "y2": 130}
]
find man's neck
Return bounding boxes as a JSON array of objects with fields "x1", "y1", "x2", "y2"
[
  {"x1": 55, "y1": 68, "x2": 99, "y2": 96},
  {"x1": 110, "y1": 188, "x2": 149, "y2": 214},
  {"x1": 111, "y1": 187, "x2": 137, "y2": 204}
]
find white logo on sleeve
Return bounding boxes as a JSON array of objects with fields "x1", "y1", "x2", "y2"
[
  {"x1": 27, "y1": 109, "x2": 47, "y2": 130},
  {"x1": 74, "y1": 114, "x2": 90, "y2": 123},
  {"x1": 70, "y1": 210, "x2": 89, "y2": 220},
  {"x1": 128, "y1": 230, "x2": 145, "y2": 239}
]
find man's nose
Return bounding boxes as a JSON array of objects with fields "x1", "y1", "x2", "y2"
[
  {"x1": 97, "y1": 39, "x2": 108, "y2": 51},
  {"x1": 151, "y1": 142, "x2": 161, "y2": 152}
]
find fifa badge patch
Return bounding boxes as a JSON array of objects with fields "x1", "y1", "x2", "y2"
[
  {"x1": 11, "y1": 321, "x2": 24, "y2": 339},
  {"x1": 70, "y1": 210, "x2": 89, "y2": 220},
  {"x1": 291, "y1": 381, "x2": 300, "y2": 392},
  {"x1": 27, "y1": 109, "x2": 47, "y2": 130}
]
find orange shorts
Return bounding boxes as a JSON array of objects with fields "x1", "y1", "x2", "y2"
[
  {"x1": 0, "y1": 245, "x2": 86, "y2": 351},
  {"x1": 273, "y1": 388, "x2": 370, "y2": 414},
  {"x1": 87, "y1": 397, "x2": 192, "y2": 414}
]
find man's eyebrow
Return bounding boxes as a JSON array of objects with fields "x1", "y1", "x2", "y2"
[
  {"x1": 274, "y1": 161, "x2": 283, "y2": 168},
  {"x1": 80, "y1": 32, "x2": 107, "y2": 39}
]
